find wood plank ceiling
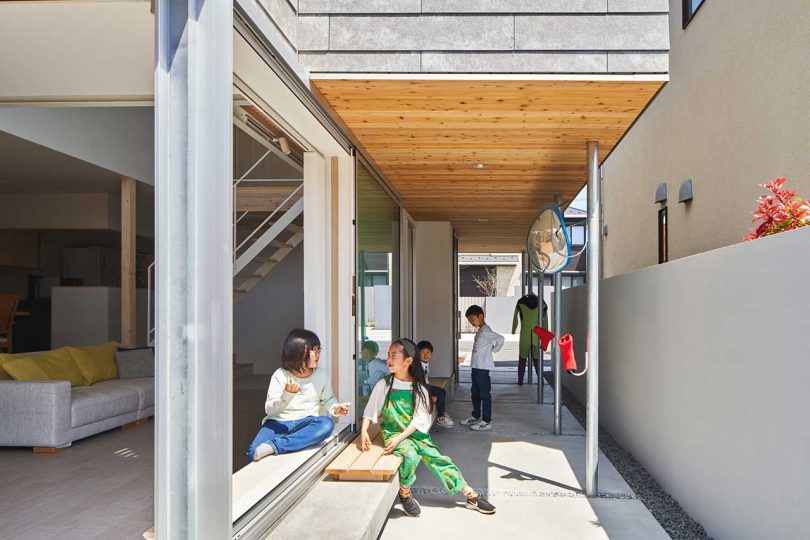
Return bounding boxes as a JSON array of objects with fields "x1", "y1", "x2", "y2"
[{"x1": 312, "y1": 79, "x2": 664, "y2": 252}]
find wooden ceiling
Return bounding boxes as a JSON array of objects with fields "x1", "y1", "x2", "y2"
[{"x1": 312, "y1": 79, "x2": 664, "y2": 252}]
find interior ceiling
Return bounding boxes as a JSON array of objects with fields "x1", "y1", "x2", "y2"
[
  {"x1": 0, "y1": 130, "x2": 153, "y2": 198},
  {"x1": 312, "y1": 79, "x2": 664, "y2": 252}
]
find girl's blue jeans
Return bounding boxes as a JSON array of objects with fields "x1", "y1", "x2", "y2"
[{"x1": 246, "y1": 415, "x2": 335, "y2": 460}]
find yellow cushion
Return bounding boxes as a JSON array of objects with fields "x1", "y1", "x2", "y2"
[
  {"x1": 31, "y1": 348, "x2": 86, "y2": 387},
  {"x1": 66, "y1": 342, "x2": 119, "y2": 385},
  {"x1": 0, "y1": 353, "x2": 18, "y2": 380},
  {"x1": 4, "y1": 357, "x2": 49, "y2": 381}
]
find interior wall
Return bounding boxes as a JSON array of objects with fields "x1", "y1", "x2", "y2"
[
  {"x1": 0, "y1": 107, "x2": 154, "y2": 184},
  {"x1": 234, "y1": 243, "x2": 304, "y2": 375},
  {"x1": 560, "y1": 226, "x2": 810, "y2": 540},
  {"x1": 414, "y1": 221, "x2": 454, "y2": 378},
  {"x1": 0, "y1": 1, "x2": 153, "y2": 102},
  {"x1": 601, "y1": 0, "x2": 810, "y2": 277}
]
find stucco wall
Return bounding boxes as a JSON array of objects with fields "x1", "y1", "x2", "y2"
[
  {"x1": 601, "y1": 0, "x2": 810, "y2": 277},
  {"x1": 414, "y1": 221, "x2": 454, "y2": 378},
  {"x1": 559, "y1": 226, "x2": 810, "y2": 540}
]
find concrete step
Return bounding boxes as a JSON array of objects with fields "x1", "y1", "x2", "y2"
[{"x1": 268, "y1": 475, "x2": 399, "y2": 540}]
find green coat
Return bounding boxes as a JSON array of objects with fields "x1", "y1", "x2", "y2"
[{"x1": 512, "y1": 294, "x2": 548, "y2": 360}]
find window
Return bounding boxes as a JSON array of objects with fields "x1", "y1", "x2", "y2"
[
  {"x1": 567, "y1": 224, "x2": 586, "y2": 246},
  {"x1": 683, "y1": 0, "x2": 705, "y2": 28},
  {"x1": 658, "y1": 208, "x2": 668, "y2": 264}
]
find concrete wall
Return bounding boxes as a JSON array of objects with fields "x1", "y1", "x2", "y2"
[
  {"x1": 414, "y1": 221, "x2": 454, "y2": 378},
  {"x1": 601, "y1": 0, "x2": 810, "y2": 277},
  {"x1": 298, "y1": 1, "x2": 669, "y2": 74},
  {"x1": 559, "y1": 226, "x2": 810, "y2": 540},
  {"x1": 234, "y1": 243, "x2": 304, "y2": 375}
]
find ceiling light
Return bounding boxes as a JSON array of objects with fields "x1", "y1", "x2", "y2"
[
  {"x1": 477, "y1": 218, "x2": 488, "y2": 222},
  {"x1": 473, "y1": 162, "x2": 487, "y2": 169}
]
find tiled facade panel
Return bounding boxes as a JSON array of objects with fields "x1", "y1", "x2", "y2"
[{"x1": 296, "y1": 2, "x2": 669, "y2": 73}]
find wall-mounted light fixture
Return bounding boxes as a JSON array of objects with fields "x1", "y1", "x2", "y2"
[
  {"x1": 273, "y1": 136, "x2": 292, "y2": 155},
  {"x1": 678, "y1": 179, "x2": 694, "y2": 203},
  {"x1": 654, "y1": 182, "x2": 667, "y2": 203}
]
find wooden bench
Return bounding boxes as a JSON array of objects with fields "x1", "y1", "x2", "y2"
[{"x1": 325, "y1": 424, "x2": 402, "y2": 482}]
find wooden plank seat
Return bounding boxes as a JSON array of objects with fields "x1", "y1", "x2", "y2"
[
  {"x1": 325, "y1": 424, "x2": 402, "y2": 482},
  {"x1": 430, "y1": 377, "x2": 450, "y2": 391}
]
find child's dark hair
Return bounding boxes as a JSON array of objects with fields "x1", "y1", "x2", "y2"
[
  {"x1": 417, "y1": 340, "x2": 433, "y2": 352},
  {"x1": 281, "y1": 328, "x2": 320, "y2": 373},
  {"x1": 361, "y1": 340, "x2": 379, "y2": 356},
  {"x1": 385, "y1": 338, "x2": 433, "y2": 414},
  {"x1": 465, "y1": 304, "x2": 484, "y2": 317}
]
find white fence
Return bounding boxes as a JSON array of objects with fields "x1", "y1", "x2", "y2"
[{"x1": 559, "y1": 226, "x2": 810, "y2": 540}]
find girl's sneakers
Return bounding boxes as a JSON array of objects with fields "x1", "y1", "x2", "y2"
[
  {"x1": 466, "y1": 495, "x2": 496, "y2": 514},
  {"x1": 399, "y1": 494, "x2": 421, "y2": 517},
  {"x1": 436, "y1": 413, "x2": 455, "y2": 428},
  {"x1": 469, "y1": 420, "x2": 492, "y2": 431}
]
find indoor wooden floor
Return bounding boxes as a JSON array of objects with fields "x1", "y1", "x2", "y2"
[
  {"x1": 0, "y1": 373, "x2": 271, "y2": 540},
  {"x1": 0, "y1": 423, "x2": 154, "y2": 540}
]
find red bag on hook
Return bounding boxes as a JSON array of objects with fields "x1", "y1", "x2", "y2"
[
  {"x1": 558, "y1": 334, "x2": 577, "y2": 372},
  {"x1": 532, "y1": 326, "x2": 555, "y2": 352}
]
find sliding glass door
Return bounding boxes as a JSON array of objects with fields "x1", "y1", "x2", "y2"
[{"x1": 355, "y1": 159, "x2": 400, "y2": 414}]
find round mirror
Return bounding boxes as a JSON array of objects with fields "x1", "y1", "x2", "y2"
[{"x1": 526, "y1": 205, "x2": 571, "y2": 273}]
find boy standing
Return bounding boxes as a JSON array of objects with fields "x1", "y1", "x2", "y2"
[
  {"x1": 462, "y1": 305, "x2": 504, "y2": 431},
  {"x1": 417, "y1": 340, "x2": 454, "y2": 428}
]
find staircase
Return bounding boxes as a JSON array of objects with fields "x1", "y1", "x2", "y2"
[{"x1": 232, "y1": 182, "x2": 304, "y2": 303}]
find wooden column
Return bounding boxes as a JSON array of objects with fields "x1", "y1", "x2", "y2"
[
  {"x1": 121, "y1": 176, "x2": 136, "y2": 348},
  {"x1": 330, "y1": 157, "x2": 340, "y2": 395}
]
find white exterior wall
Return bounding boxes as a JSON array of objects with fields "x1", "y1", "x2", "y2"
[
  {"x1": 601, "y1": 0, "x2": 810, "y2": 277},
  {"x1": 414, "y1": 221, "x2": 454, "y2": 378},
  {"x1": 559, "y1": 226, "x2": 810, "y2": 540}
]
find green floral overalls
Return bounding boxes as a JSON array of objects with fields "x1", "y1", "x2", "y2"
[{"x1": 380, "y1": 377, "x2": 466, "y2": 494}]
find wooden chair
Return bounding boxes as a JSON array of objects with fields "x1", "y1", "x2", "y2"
[{"x1": 0, "y1": 295, "x2": 19, "y2": 353}]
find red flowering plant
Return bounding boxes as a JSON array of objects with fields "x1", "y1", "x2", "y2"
[{"x1": 744, "y1": 178, "x2": 810, "y2": 241}]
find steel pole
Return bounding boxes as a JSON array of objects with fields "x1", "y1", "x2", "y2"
[
  {"x1": 553, "y1": 271, "x2": 562, "y2": 434},
  {"x1": 585, "y1": 141, "x2": 600, "y2": 496},
  {"x1": 155, "y1": 0, "x2": 233, "y2": 536},
  {"x1": 527, "y1": 264, "x2": 533, "y2": 386}
]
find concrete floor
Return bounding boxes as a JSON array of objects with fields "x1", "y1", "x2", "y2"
[{"x1": 380, "y1": 376, "x2": 670, "y2": 540}]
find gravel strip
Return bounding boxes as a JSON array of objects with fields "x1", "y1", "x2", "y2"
[{"x1": 547, "y1": 374, "x2": 712, "y2": 540}]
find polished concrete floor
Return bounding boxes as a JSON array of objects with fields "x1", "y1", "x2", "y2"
[{"x1": 380, "y1": 374, "x2": 670, "y2": 540}]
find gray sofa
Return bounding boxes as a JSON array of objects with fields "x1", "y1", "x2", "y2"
[{"x1": 0, "y1": 377, "x2": 154, "y2": 449}]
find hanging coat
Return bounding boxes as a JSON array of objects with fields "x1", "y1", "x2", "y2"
[{"x1": 512, "y1": 293, "x2": 548, "y2": 360}]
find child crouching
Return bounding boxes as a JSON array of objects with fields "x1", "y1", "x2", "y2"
[{"x1": 361, "y1": 338, "x2": 495, "y2": 517}]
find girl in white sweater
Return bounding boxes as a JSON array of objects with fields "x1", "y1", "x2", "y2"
[{"x1": 247, "y1": 329, "x2": 350, "y2": 462}]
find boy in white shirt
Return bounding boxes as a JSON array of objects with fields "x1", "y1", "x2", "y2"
[
  {"x1": 417, "y1": 340, "x2": 454, "y2": 428},
  {"x1": 462, "y1": 305, "x2": 504, "y2": 431}
]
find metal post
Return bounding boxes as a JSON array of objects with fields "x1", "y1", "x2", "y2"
[
  {"x1": 155, "y1": 0, "x2": 233, "y2": 537},
  {"x1": 526, "y1": 264, "x2": 533, "y2": 386},
  {"x1": 585, "y1": 141, "x2": 600, "y2": 496},
  {"x1": 553, "y1": 194, "x2": 563, "y2": 433},
  {"x1": 553, "y1": 271, "x2": 562, "y2": 434},
  {"x1": 537, "y1": 271, "x2": 543, "y2": 404}
]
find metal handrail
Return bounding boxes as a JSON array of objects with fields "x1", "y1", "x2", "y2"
[{"x1": 235, "y1": 183, "x2": 303, "y2": 255}]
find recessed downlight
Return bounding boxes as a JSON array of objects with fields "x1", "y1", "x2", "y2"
[{"x1": 473, "y1": 162, "x2": 488, "y2": 169}]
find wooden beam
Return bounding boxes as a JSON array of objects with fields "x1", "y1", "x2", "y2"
[{"x1": 121, "y1": 176, "x2": 136, "y2": 348}]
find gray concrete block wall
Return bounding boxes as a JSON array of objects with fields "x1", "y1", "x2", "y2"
[{"x1": 296, "y1": 3, "x2": 670, "y2": 74}]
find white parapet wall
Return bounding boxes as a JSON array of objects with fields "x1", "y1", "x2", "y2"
[{"x1": 559, "y1": 226, "x2": 810, "y2": 540}]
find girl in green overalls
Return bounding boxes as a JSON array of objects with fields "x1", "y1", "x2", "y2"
[{"x1": 361, "y1": 338, "x2": 495, "y2": 517}]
